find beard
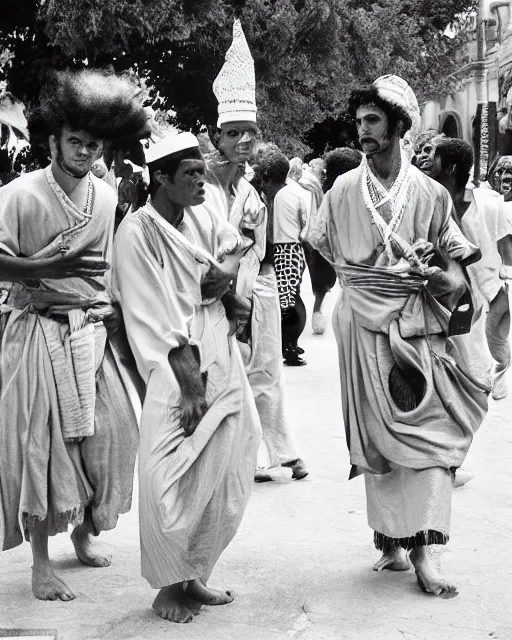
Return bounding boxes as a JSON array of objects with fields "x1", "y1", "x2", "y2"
[
  {"x1": 360, "y1": 138, "x2": 390, "y2": 157},
  {"x1": 56, "y1": 140, "x2": 90, "y2": 179}
]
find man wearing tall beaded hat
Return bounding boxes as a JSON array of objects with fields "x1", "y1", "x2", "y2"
[
  {"x1": 112, "y1": 130, "x2": 262, "y2": 623},
  {"x1": 308, "y1": 74, "x2": 488, "y2": 596},
  {"x1": 204, "y1": 18, "x2": 308, "y2": 482},
  {"x1": 0, "y1": 68, "x2": 147, "y2": 601}
]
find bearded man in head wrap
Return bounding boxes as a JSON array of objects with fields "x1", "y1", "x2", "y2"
[
  {"x1": 0, "y1": 68, "x2": 150, "y2": 601},
  {"x1": 308, "y1": 74, "x2": 487, "y2": 596}
]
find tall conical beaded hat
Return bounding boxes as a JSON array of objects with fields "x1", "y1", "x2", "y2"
[{"x1": 213, "y1": 19, "x2": 257, "y2": 127}]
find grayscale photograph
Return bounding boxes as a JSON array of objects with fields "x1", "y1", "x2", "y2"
[{"x1": 0, "y1": 1, "x2": 509, "y2": 638}]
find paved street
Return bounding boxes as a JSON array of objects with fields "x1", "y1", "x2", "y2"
[{"x1": 1, "y1": 278, "x2": 511, "y2": 640}]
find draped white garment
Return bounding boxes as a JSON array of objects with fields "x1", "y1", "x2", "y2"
[
  {"x1": 0, "y1": 169, "x2": 138, "y2": 549},
  {"x1": 204, "y1": 175, "x2": 300, "y2": 467},
  {"x1": 112, "y1": 204, "x2": 261, "y2": 587}
]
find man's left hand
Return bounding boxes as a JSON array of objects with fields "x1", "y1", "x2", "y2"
[{"x1": 216, "y1": 235, "x2": 240, "y2": 262}]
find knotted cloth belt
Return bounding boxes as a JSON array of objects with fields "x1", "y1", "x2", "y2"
[
  {"x1": 2, "y1": 284, "x2": 112, "y2": 440},
  {"x1": 337, "y1": 263, "x2": 425, "y2": 296}
]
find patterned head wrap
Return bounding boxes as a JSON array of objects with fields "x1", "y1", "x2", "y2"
[{"x1": 373, "y1": 75, "x2": 421, "y2": 137}]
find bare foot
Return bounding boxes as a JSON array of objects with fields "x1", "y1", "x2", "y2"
[
  {"x1": 153, "y1": 584, "x2": 195, "y2": 623},
  {"x1": 71, "y1": 529, "x2": 112, "y2": 567},
  {"x1": 373, "y1": 547, "x2": 411, "y2": 572},
  {"x1": 410, "y1": 546, "x2": 458, "y2": 597},
  {"x1": 32, "y1": 567, "x2": 75, "y2": 601},
  {"x1": 186, "y1": 578, "x2": 234, "y2": 605}
]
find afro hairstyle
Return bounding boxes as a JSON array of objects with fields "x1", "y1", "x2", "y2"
[
  {"x1": 348, "y1": 86, "x2": 412, "y2": 138},
  {"x1": 259, "y1": 151, "x2": 290, "y2": 184},
  {"x1": 434, "y1": 138, "x2": 474, "y2": 189},
  {"x1": 323, "y1": 147, "x2": 363, "y2": 192},
  {"x1": 27, "y1": 68, "x2": 151, "y2": 148}
]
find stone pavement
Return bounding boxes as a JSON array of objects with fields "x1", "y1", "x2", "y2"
[{"x1": 1, "y1": 280, "x2": 511, "y2": 640}]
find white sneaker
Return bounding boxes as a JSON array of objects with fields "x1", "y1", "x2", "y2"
[
  {"x1": 312, "y1": 311, "x2": 327, "y2": 335},
  {"x1": 454, "y1": 469, "x2": 474, "y2": 488}
]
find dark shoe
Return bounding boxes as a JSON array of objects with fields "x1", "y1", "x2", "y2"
[
  {"x1": 281, "y1": 458, "x2": 309, "y2": 480},
  {"x1": 254, "y1": 469, "x2": 273, "y2": 483},
  {"x1": 284, "y1": 355, "x2": 307, "y2": 366}
]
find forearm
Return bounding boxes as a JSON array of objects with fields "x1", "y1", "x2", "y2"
[
  {"x1": 168, "y1": 343, "x2": 206, "y2": 400},
  {"x1": 0, "y1": 254, "x2": 38, "y2": 282}
]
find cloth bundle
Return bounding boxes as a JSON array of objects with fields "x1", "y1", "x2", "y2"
[{"x1": 40, "y1": 309, "x2": 107, "y2": 440}]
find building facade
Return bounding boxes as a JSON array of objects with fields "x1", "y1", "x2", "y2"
[{"x1": 419, "y1": 0, "x2": 512, "y2": 179}]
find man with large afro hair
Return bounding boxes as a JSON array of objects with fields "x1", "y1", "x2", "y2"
[
  {"x1": 0, "y1": 68, "x2": 150, "y2": 602},
  {"x1": 28, "y1": 68, "x2": 150, "y2": 148}
]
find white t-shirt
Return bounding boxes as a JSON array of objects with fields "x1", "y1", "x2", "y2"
[
  {"x1": 461, "y1": 187, "x2": 512, "y2": 303},
  {"x1": 273, "y1": 179, "x2": 310, "y2": 243}
]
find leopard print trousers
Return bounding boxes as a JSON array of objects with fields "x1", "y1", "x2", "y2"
[{"x1": 273, "y1": 242, "x2": 306, "y2": 310}]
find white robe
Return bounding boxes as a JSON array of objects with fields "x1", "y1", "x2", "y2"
[
  {"x1": 0, "y1": 168, "x2": 138, "y2": 549},
  {"x1": 450, "y1": 187, "x2": 510, "y2": 384},
  {"x1": 204, "y1": 175, "x2": 300, "y2": 468},
  {"x1": 112, "y1": 203, "x2": 261, "y2": 588}
]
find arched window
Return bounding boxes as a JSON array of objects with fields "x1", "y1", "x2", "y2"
[{"x1": 441, "y1": 114, "x2": 460, "y2": 138}]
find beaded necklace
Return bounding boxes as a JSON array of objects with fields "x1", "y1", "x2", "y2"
[
  {"x1": 361, "y1": 151, "x2": 411, "y2": 262},
  {"x1": 45, "y1": 165, "x2": 94, "y2": 220},
  {"x1": 45, "y1": 166, "x2": 95, "y2": 254}
]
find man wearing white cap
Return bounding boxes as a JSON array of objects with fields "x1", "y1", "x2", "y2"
[
  {"x1": 112, "y1": 131, "x2": 261, "y2": 623},
  {"x1": 204, "y1": 19, "x2": 308, "y2": 482},
  {"x1": 308, "y1": 75, "x2": 487, "y2": 596}
]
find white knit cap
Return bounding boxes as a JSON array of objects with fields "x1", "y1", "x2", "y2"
[
  {"x1": 145, "y1": 132, "x2": 199, "y2": 164},
  {"x1": 372, "y1": 74, "x2": 420, "y2": 131},
  {"x1": 213, "y1": 19, "x2": 257, "y2": 128}
]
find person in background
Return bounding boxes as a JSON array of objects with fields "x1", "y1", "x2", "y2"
[
  {"x1": 418, "y1": 137, "x2": 512, "y2": 401},
  {"x1": 322, "y1": 147, "x2": 363, "y2": 192},
  {"x1": 299, "y1": 157, "x2": 334, "y2": 335},
  {"x1": 260, "y1": 151, "x2": 308, "y2": 366}
]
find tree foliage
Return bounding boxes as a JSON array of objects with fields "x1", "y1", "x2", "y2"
[{"x1": 0, "y1": 0, "x2": 478, "y2": 155}]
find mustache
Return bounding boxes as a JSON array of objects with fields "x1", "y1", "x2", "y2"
[{"x1": 360, "y1": 137, "x2": 378, "y2": 145}]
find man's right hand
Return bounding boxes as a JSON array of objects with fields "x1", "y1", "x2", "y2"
[
  {"x1": 180, "y1": 394, "x2": 208, "y2": 437},
  {"x1": 168, "y1": 344, "x2": 209, "y2": 438},
  {"x1": 29, "y1": 254, "x2": 109, "y2": 280}
]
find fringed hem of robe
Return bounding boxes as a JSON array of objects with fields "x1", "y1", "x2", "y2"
[
  {"x1": 365, "y1": 465, "x2": 453, "y2": 547},
  {"x1": 374, "y1": 530, "x2": 449, "y2": 552}
]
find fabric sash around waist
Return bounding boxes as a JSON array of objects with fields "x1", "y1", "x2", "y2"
[
  {"x1": 2, "y1": 283, "x2": 113, "y2": 321},
  {"x1": 1, "y1": 284, "x2": 111, "y2": 440},
  {"x1": 336, "y1": 263, "x2": 449, "y2": 337}
]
